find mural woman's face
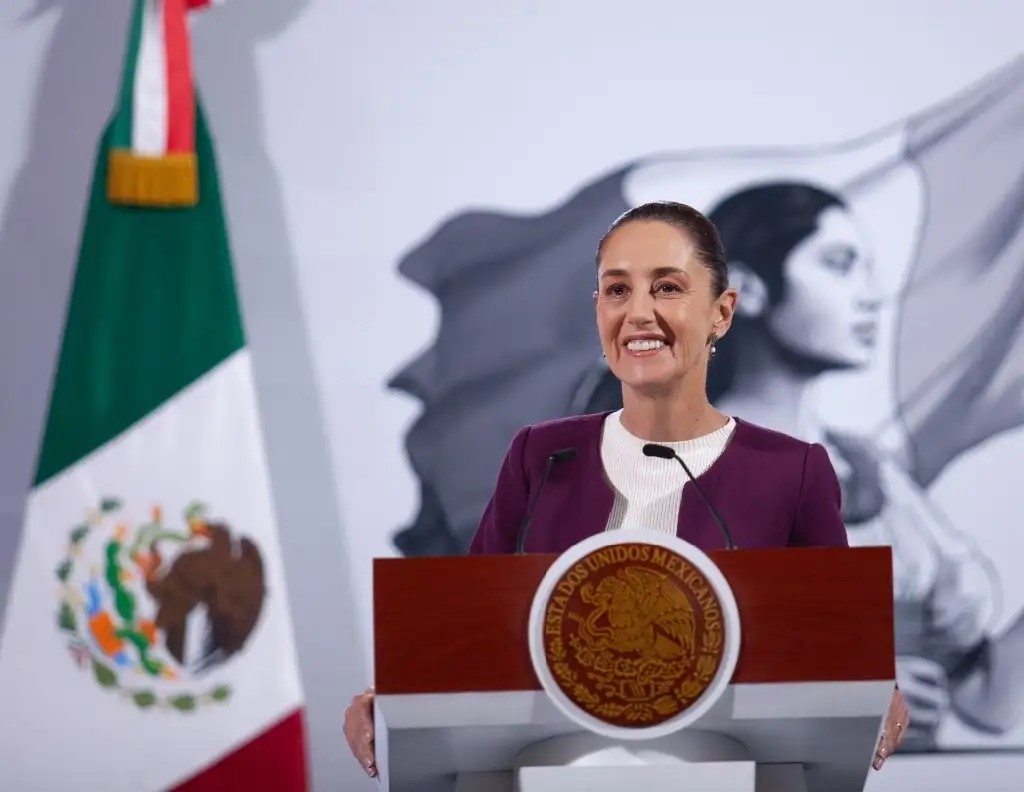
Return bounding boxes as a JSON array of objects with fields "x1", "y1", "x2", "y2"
[{"x1": 766, "y1": 206, "x2": 880, "y2": 367}]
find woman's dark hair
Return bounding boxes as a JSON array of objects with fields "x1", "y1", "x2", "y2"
[
  {"x1": 708, "y1": 182, "x2": 846, "y2": 305},
  {"x1": 596, "y1": 201, "x2": 729, "y2": 296},
  {"x1": 705, "y1": 181, "x2": 848, "y2": 401}
]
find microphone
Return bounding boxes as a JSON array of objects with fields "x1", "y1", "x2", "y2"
[
  {"x1": 642, "y1": 443, "x2": 736, "y2": 550},
  {"x1": 516, "y1": 447, "x2": 578, "y2": 553}
]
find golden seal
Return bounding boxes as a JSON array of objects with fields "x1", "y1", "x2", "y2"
[{"x1": 541, "y1": 541, "x2": 727, "y2": 729}]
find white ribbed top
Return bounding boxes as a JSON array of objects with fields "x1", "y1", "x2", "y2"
[{"x1": 601, "y1": 410, "x2": 736, "y2": 534}]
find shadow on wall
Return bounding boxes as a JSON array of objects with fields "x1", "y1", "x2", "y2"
[
  {"x1": 0, "y1": 0, "x2": 131, "y2": 637},
  {"x1": 193, "y1": 4, "x2": 372, "y2": 788},
  {"x1": 0, "y1": 2, "x2": 368, "y2": 789}
]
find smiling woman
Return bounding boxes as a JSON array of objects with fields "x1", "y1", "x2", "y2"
[
  {"x1": 343, "y1": 200, "x2": 911, "y2": 777},
  {"x1": 593, "y1": 203, "x2": 734, "y2": 440}
]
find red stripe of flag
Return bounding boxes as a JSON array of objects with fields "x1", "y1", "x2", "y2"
[
  {"x1": 170, "y1": 709, "x2": 309, "y2": 792},
  {"x1": 164, "y1": 0, "x2": 195, "y2": 154}
]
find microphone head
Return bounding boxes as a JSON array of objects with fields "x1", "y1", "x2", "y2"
[
  {"x1": 551, "y1": 447, "x2": 578, "y2": 463},
  {"x1": 642, "y1": 443, "x2": 675, "y2": 460}
]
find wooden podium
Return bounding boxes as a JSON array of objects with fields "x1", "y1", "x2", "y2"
[{"x1": 372, "y1": 546, "x2": 895, "y2": 792}]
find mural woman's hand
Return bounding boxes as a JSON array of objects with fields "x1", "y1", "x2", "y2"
[{"x1": 893, "y1": 656, "x2": 950, "y2": 751}]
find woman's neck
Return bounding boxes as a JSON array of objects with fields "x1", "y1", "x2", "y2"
[
  {"x1": 619, "y1": 380, "x2": 728, "y2": 442},
  {"x1": 716, "y1": 331, "x2": 822, "y2": 440}
]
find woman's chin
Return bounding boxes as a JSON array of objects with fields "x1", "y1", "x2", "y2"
[
  {"x1": 619, "y1": 367, "x2": 683, "y2": 395},
  {"x1": 777, "y1": 338, "x2": 873, "y2": 372},
  {"x1": 821, "y1": 347, "x2": 873, "y2": 370}
]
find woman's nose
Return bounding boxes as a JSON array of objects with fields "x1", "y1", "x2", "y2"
[
  {"x1": 856, "y1": 272, "x2": 884, "y2": 312},
  {"x1": 856, "y1": 294, "x2": 882, "y2": 312},
  {"x1": 625, "y1": 292, "x2": 656, "y2": 325}
]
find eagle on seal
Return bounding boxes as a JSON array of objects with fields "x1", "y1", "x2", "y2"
[{"x1": 578, "y1": 567, "x2": 696, "y2": 661}]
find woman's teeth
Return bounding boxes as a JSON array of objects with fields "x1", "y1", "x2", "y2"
[{"x1": 626, "y1": 339, "x2": 665, "y2": 351}]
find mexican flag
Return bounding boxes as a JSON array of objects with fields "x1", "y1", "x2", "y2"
[{"x1": 0, "y1": 1, "x2": 307, "y2": 790}]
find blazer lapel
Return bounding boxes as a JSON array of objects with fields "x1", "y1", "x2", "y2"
[
  {"x1": 676, "y1": 418, "x2": 745, "y2": 549},
  {"x1": 564, "y1": 412, "x2": 615, "y2": 548}
]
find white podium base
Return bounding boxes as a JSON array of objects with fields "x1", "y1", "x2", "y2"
[
  {"x1": 453, "y1": 763, "x2": 807, "y2": 792},
  {"x1": 446, "y1": 731, "x2": 806, "y2": 792},
  {"x1": 516, "y1": 730, "x2": 752, "y2": 791},
  {"x1": 517, "y1": 762, "x2": 755, "y2": 792},
  {"x1": 515, "y1": 729, "x2": 749, "y2": 766}
]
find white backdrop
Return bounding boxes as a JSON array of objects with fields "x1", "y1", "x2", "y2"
[{"x1": 3, "y1": 1, "x2": 1024, "y2": 790}]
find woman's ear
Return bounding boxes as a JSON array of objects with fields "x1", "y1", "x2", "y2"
[
  {"x1": 712, "y1": 286, "x2": 738, "y2": 340},
  {"x1": 729, "y1": 261, "x2": 769, "y2": 319}
]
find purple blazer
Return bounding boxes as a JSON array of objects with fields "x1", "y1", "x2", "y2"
[{"x1": 467, "y1": 412, "x2": 849, "y2": 554}]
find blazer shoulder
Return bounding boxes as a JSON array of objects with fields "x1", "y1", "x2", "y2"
[
  {"x1": 512, "y1": 411, "x2": 607, "y2": 464},
  {"x1": 529, "y1": 411, "x2": 608, "y2": 432},
  {"x1": 732, "y1": 417, "x2": 817, "y2": 456}
]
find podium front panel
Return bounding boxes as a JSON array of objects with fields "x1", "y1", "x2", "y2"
[{"x1": 374, "y1": 546, "x2": 894, "y2": 694}]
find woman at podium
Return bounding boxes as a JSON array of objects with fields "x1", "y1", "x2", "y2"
[{"x1": 344, "y1": 200, "x2": 909, "y2": 777}]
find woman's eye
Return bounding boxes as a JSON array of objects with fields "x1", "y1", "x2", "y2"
[
  {"x1": 820, "y1": 246, "x2": 856, "y2": 274},
  {"x1": 654, "y1": 282, "x2": 682, "y2": 294},
  {"x1": 605, "y1": 284, "x2": 628, "y2": 298}
]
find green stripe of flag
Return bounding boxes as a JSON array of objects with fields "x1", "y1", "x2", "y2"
[{"x1": 34, "y1": 102, "x2": 244, "y2": 487}]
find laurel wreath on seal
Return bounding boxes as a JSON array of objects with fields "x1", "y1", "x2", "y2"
[
  {"x1": 550, "y1": 624, "x2": 723, "y2": 723},
  {"x1": 549, "y1": 636, "x2": 602, "y2": 708},
  {"x1": 54, "y1": 498, "x2": 233, "y2": 713}
]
